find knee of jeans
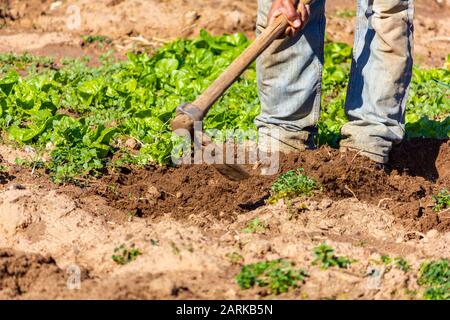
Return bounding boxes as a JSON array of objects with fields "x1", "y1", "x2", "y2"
[
  {"x1": 371, "y1": 1, "x2": 411, "y2": 56},
  {"x1": 372, "y1": 0, "x2": 409, "y2": 15}
]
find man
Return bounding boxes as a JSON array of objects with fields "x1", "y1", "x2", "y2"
[{"x1": 256, "y1": 0, "x2": 414, "y2": 164}]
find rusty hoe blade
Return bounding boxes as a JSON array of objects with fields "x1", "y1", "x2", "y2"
[{"x1": 212, "y1": 163, "x2": 251, "y2": 181}]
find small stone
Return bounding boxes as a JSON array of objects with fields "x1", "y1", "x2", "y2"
[
  {"x1": 147, "y1": 185, "x2": 161, "y2": 199},
  {"x1": 125, "y1": 138, "x2": 140, "y2": 150},
  {"x1": 318, "y1": 198, "x2": 333, "y2": 210},
  {"x1": 224, "y1": 289, "x2": 237, "y2": 299},
  {"x1": 45, "y1": 142, "x2": 56, "y2": 151},
  {"x1": 184, "y1": 10, "x2": 200, "y2": 25},
  {"x1": 426, "y1": 229, "x2": 439, "y2": 239},
  {"x1": 245, "y1": 240, "x2": 271, "y2": 255},
  {"x1": 318, "y1": 221, "x2": 332, "y2": 230},
  {"x1": 50, "y1": 1, "x2": 62, "y2": 11},
  {"x1": 224, "y1": 10, "x2": 242, "y2": 29},
  {"x1": 307, "y1": 200, "x2": 318, "y2": 211},
  {"x1": 369, "y1": 253, "x2": 382, "y2": 261},
  {"x1": 219, "y1": 233, "x2": 234, "y2": 243},
  {"x1": 9, "y1": 9, "x2": 20, "y2": 20},
  {"x1": 176, "y1": 192, "x2": 183, "y2": 199},
  {"x1": 24, "y1": 145, "x2": 36, "y2": 154},
  {"x1": 395, "y1": 236, "x2": 404, "y2": 243},
  {"x1": 9, "y1": 184, "x2": 26, "y2": 190}
]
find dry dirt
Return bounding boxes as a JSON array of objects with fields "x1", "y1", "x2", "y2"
[{"x1": 0, "y1": 0, "x2": 449, "y2": 300}]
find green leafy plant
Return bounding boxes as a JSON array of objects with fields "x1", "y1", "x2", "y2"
[
  {"x1": 242, "y1": 217, "x2": 268, "y2": 234},
  {"x1": 236, "y1": 259, "x2": 308, "y2": 294},
  {"x1": 81, "y1": 35, "x2": 112, "y2": 45},
  {"x1": 418, "y1": 259, "x2": 450, "y2": 300},
  {"x1": 112, "y1": 244, "x2": 142, "y2": 265},
  {"x1": 380, "y1": 255, "x2": 392, "y2": 265},
  {"x1": 432, "y1": 189, "x2": 450, "y2": 212},
  {"x1": 395, "y1": 257, "x2": 411, "y2": 273},
  {"x1": 0, "y1": 52, "x2": 54, "y2": 75},
  {"x1": 379, "y1": 255, "x2": 410, "y2": 272},
  {"x1": 270, "y1": 168, "x2": 319, "y2": 202},
  {"x1": 0, "y1": 32, "x2": 447, "y2": 184},
  {"x1": 0, "y1": 31, "x2": 255, "y2": 183},
  {"x1": 335, "y1": 10, "x2": 356, "y2": 18},
  {"x1": 225, "y1": 252, "x2": 244, "y2": 265},
  {"x1": 312, "y1": 243, "x2": 354, "y2": 269}
]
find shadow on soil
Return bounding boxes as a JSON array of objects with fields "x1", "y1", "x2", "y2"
[{"x1": 390, "y1": 138, "x2": 448, "y2": 182}]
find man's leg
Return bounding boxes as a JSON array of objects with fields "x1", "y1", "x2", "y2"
[
  {"x1": 256, "y1": 0, "x2": 326, "y2": 153},
  {"x1": 341, "y1": 0, "x2": 414, "y2": 163}
]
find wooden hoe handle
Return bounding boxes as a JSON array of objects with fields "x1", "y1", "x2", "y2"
[{"x1": 185, "y1": 0, "x2": 313, "y2": 121}]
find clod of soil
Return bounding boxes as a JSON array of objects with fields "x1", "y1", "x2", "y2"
[{"x1": 0, "y1": 249, "x2": 66, "y2": 299}]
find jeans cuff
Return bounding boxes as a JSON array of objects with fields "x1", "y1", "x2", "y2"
[
  {"x1": 258, "y1": 125, "x2": 315, "y2": 153},
  {"x1": 339, "y1": 144, "x2": 389, "y2": 164}
]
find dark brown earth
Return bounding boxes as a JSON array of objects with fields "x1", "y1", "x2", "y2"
[
  {"x1": 0, "y1": 249, "x2": 65, "y2": 298},
  {"x1": 52, "y1": 138, "x2": 450, "y2": 233}
]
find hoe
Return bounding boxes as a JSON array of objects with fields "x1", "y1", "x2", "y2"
[{"x1": 171, "y1": 1, "x2": 312, "y2": 181}]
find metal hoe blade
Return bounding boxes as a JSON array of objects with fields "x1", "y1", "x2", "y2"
[
  {"x1": 213, "y1": 163, "x2": 251, "y2": 181},
  {"x1": 200, "y1": 134, "x2": 251, "y2": 181}
]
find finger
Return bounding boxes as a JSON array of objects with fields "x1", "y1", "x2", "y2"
[
  {"x1": 268, "y1": 8, "x2": 283, "y2": 25},
  {"x1": 285, "y1": 26, "x2": 296, "y2": 37},
  {"x1": 298, "y1": 4, "x2": 311, "y2": 28},
  {"x1": 281, "y1": 3, "x2": 302, "y2": 29}
]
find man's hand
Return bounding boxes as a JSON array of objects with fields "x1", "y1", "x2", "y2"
[{"x1": 268, "y1": 0, "x2": 311, "y2": 37}]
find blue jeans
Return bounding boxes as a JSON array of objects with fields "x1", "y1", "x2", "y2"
[{"x1": 255, "y1": 0, "x2": 414, "y2": 163}]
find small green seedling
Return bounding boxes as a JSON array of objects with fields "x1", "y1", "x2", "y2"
[
  {"x1": 242, "y1": 218, "x2": 268, "y2": 234},
  {"x1": 432, "y1": 189, "x2": 450, "y2": 212},
  {"x1": 81, "y1": 35, "x2": 112, "y2": 44},
  {"x1": 226, "y1": 252, "x2": 244, "y2": 265},
  {"x1": 107, "y1": 183, "x2": 119, "y2": 195},
  {"x1": 380, "y1": 255, "x2": 410, "y2": 272},
  {"x1": 404, "y1": 288, "x2": 418, "y2": 299},
  {"x1": 112, "y1": 244, "x2": 142, "y2": 265},
  {"x1": 270, "y1": 168, "x2": 319, "y2": 202},
  {"x1": 171, "y1": 241, "x2": 181, "y2": 256},
  {"x1": 394, "y1": 257, "x2": 411, "y2": 273},
  {"x1": 335, "y1": 10, "x2": 356, "y2": 18},
  {"x1": 127, "y1": 210, "x2": 137, "y2": 222},
  {"x1": 380, "y1": 255, "x2": 392, "y2": 265},
  {"x1": 312, "y1": 243, "x2": 354, "y2": 269},
  {"x1": 236, "y1": 259, "x2": 308, "y2": 294},
  {"x1": 418, "y1": 259, "x2": 450, "y2": 300}
]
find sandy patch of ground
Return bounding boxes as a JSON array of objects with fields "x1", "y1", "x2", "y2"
[{"x1": 0, "y1": 186, "x2": 449, "y2": 299}]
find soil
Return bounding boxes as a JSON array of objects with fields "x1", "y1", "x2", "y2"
[
  {"x1": 0, "y1": 249, "x2": 67, "y2": 299},
  {"x1": 0, "y1": 0, "x2": 449, "y2": 300},
  {"x1": 62, "y1": 139, "x2": 450, "y2": 235},
  {"x1": 0, "y1": 138, "x2": 448, "y2": 299}
]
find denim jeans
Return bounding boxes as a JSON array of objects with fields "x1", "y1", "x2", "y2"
[{"x1": 255, "y1": 0, "x2": 414, "y2": 163}]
